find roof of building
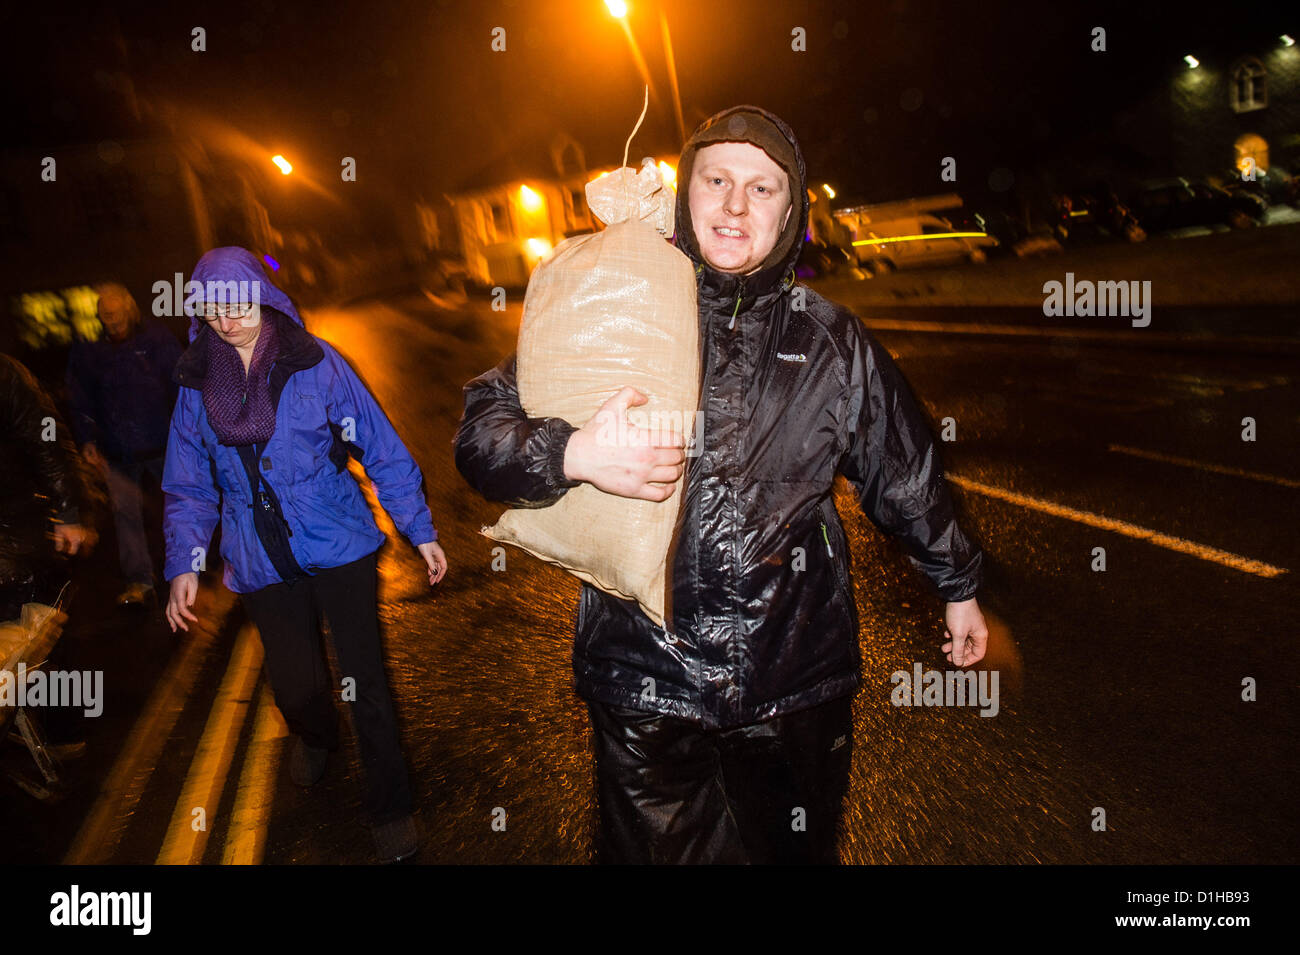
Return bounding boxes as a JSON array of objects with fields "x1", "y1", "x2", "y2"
[{"x1": 450, "y1": 132, "x2": 592, "y2": 197}]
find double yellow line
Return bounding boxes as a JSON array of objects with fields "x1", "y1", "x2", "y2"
[
  {"x1": 64, "y1": 618, "x2": 286, "y2": 866},
  {"x1": 155, "y1": 624, "x2": 286, "y2": 864}
]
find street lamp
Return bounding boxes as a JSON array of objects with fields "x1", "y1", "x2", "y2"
[{"x1": 271, "y1": 154, "x2": 293, "y2": 175}]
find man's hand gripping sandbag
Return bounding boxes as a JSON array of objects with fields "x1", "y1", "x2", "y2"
[{"x1": 483, "y1": 158, "x2": 699, "y2": 626}]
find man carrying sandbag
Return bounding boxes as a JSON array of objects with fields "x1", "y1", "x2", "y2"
[{"x1": 456, "y1": 105, "x2": 989, "y2": 864}]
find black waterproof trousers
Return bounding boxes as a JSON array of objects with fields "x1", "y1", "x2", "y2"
[
  {"x1": 587, "y1": 694, "x2": 854, "y2": 864},
  {"x1": 240, "y1": 551, "x2": 413, "y2": 826}
]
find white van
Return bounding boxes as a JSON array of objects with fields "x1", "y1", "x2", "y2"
[{"x1": 843, "y1": 212, "x2": 998, "y2": 273}]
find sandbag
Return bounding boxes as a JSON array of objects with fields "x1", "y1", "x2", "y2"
[{"x1": 483, "y1": 158, "x2": 699, "y2": 626}]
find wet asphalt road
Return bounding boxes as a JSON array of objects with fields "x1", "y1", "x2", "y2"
[
  {"x1": 267, "y1": 289, "x2": 1298, "y2": 864},
  {"x1": 7, "y1": 288, "x2": 1297, "y2": 864}
]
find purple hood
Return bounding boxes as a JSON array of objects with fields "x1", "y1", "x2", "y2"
[{"x1": 185, "y1": 247, "x2": 302, "y2": 343}]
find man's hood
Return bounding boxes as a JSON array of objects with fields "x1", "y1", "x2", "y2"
[
  {"x1": 185, "y1": 247, "x2": 303, "y2": 343},
  {"x1": 673, "y1": 105, "x2": 809, "y2": 291}
]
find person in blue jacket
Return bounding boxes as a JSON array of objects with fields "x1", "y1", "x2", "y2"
[{"x1": 161, "y1": 247, "x2": 446, "y2": 863}]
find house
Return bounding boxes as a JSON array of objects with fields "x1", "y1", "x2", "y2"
[
  {"x1": 444, "y1": 132, "x2": 678, "y2": 288},
  {"x1": 1113, "y1": 34, "x2": 1300, "y2": 188}
]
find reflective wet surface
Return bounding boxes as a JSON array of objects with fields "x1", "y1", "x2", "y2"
[{"x1": 4, "y1": 289, "x2": 1295, "y2": 864}]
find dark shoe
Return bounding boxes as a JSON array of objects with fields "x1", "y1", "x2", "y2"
[
  {"x1": 116, "y1": 582, "x2": 156, "y2": 607},
  {"x1": 289, "y1": 737, "x2": 328, "y2": 788},
  {"x1": 372, "y1": 814, "x2": 418, "y2": 863}
]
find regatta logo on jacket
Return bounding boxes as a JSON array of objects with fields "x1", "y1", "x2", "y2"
[{"x1": 777, "y1": 352, "x2": 807, "y2": 362}]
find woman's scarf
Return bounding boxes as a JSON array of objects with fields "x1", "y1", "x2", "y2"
[{"x1": 201, "y1": 309, "x2": 282, "y2": 447}]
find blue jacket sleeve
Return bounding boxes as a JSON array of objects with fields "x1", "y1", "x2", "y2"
[
  {"x1": 837, "y1": 317, "x2": 984, "y2": 602},
  {"x1": 320, "y1": 342, "x2": 437, "y2": 547},
  {"x1": 161, "y1": 388, "x2": 221, "y2": 581}
]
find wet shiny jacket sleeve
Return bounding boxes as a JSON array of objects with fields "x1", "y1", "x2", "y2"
[
  {"x1": 838, "y1": 321, "x2": 984, "y2": 602},
  {"x1": 1, "y1": 355, "x2": 84, "y2": 525},
  {"x1": 454, "y1": 354, "x2": 581, "y2": 508}
]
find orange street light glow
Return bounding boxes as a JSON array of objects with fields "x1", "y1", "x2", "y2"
[
  {"x1": 822, "y1": 183, "x2": 836, "y2": 199},
  {"x1": 524, "y1": 237, "x2": 552, "y2": 258},
  {"x1": 272, "y1": 155, "x2": 293, "y2": 175},
  {"x1": 606, "y1": 0, "x2": 629, "y2": 18},
  {"x1": 658, "y1": 161, "x2": 677, "y2": 188}
]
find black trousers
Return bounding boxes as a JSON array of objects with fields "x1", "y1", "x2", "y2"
[
  {"x1": 240, "y1": 551, "x2": 413, "y2": 826},
  {"x1": 587, "y1": 694, "x2": 854, "y2": 864}
]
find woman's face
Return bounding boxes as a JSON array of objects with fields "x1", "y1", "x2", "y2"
[{"x1": 205, "y1": 303, "x2": 262, "y2": 349}]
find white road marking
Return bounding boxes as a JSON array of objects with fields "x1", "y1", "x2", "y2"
[
  {"x1": 948, "y1": 475, "x2": 1288, "y2": 578},
  {"x1": 860, "y1": 318, "x2": 1298, "y2": 351},
  {"x1": 1107, "y1": 444, "x2": 1300, "y2": 489}
]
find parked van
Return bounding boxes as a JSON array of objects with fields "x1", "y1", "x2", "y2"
[{"x1": 845, "y1": 212, "x2": 998, "y2": 273}]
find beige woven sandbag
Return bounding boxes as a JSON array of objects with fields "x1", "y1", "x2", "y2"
[{"x1": 483, "y1": 158, "x2": 699, "y2": 626}]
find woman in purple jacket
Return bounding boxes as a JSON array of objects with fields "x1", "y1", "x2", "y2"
[{"x1": 162, "y1": 247, "x2": 445, "y2": 862}]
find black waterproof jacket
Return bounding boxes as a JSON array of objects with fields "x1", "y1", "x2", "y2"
[
  {"x1": 455, "y1": 106, "x2": 984, "y2": 730},
  {"x1": 0, "y1": 354, "x2": 87, "y2": 589}
]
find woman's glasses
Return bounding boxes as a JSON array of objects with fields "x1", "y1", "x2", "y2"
[{"x1": 199, "y1": 303, "x2": 257, "y2": 322}]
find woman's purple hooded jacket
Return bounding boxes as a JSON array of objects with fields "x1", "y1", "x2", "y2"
[{"x1": 162, "y1": 247, "x2": 436, "y2": 593}]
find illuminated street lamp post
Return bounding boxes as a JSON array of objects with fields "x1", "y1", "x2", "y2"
[
  {"x1": 658, "y1": 7, "x2": 687, "y2": 147},
  {"x1": 606, "y1": 0, "x2": 687, "y2": 147}
]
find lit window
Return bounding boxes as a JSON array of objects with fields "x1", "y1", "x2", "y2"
[
  {"x1": 490, "y1": 201, "x2": 511, "y2": 239},
  {"x1": 1230, "y1": 58, "x2": 1267, "y2": 113},
  {"x1": 568, "y1": 188, "x2": 589, "y2": 229}
]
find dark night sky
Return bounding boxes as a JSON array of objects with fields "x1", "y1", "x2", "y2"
[{"x1": 4, "y1": 1, "x2": 1294, "y2": 215}]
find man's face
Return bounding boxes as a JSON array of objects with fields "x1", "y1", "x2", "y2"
[
  {"x1": 97, "y1": 294, "x2": 137, "y2": 343},
  {"x1": 688, "y1": 141, "x2": 793, "y2": 275}
]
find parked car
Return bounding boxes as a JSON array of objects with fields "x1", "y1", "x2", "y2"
[
  {"x1": 1216, "y1": 165, "x2": 1299, "y2": 209},
  {"x1": 849, "y1": 213, "x2": 999, "y2": 273},
  {"x1": 947, "y1": 209, "x2": 1024, "y2": 256},
  {"x1": 1129, "y1": 177, "x2": 1266, "y2": 233},
  {"x1": 1054, "y1": 187, "x2": 1146, "y2": 244}
]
